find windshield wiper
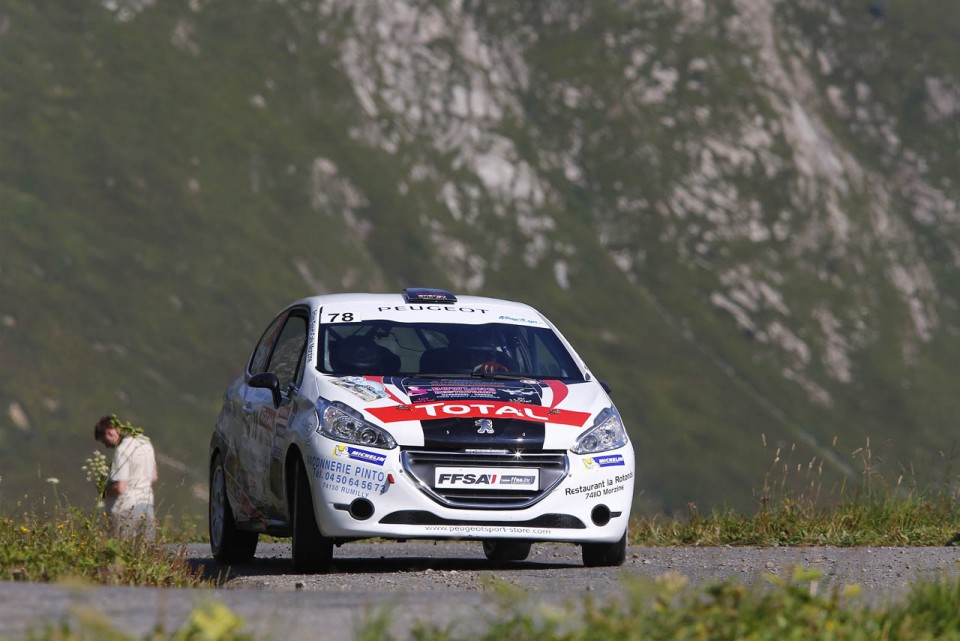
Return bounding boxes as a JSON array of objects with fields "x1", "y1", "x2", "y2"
[
  {"x1": 470, "y1": 371, "x2": 534, "y2": 381},
  {"x1": 413, "y1": 373, "x2": 475, "y2": 379}
]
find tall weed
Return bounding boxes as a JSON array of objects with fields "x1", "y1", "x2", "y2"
[{"x1": 631, "y1": 436, "x2": 960, "y2": 546}]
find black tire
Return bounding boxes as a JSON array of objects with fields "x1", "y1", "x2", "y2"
[
  {"x1": 209, "y1": 454, "x2": 258, "y2": 563},
  {"x1": 581, "y1": 532, "x2": 627, "y2": 567},
  {"x1": 482, "y1": 540, "x2": 532, "y2": 562},
  {"x1": 291, "y1": 458, "x2": 333, "y2": 573}
]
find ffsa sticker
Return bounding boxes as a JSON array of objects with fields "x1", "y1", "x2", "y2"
[{"x1": 434, "y1": 467, "x2": 539, "y2": 490}]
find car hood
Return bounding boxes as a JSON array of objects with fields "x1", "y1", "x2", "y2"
[{"x1": 317, "y1": 375, "x2": 608, "y2": 450}]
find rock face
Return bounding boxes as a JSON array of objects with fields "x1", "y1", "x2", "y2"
[
  {"x1": 0, "y1": 0, "x2": 958, "y2": 513},
  {"x1": 317, "y1": 0, "x2": 957, "y2": 404}
]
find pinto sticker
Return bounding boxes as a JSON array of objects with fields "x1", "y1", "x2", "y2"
[{"x1": 309, "y1": 454, "x2": 388, "y2": 497}]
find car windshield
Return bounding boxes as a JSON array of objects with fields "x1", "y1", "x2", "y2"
[{"x1": 317, "y1": 321, "x2": 585, "y2": 381}]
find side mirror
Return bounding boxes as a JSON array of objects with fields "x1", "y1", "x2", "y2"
[
  {"x1": 249, "y1": 372, "x2": 282, "y2": 408},
  {"x1": 599, "y1": 380, "x2": 612, "y2": 395}
]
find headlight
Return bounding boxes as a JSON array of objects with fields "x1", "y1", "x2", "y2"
[
  {"x1": 316, "y1": 400, "x2": 397, "y2": 450},
  {"x1": 571, "y1": 407, "x2": 628, "y2": 454}
]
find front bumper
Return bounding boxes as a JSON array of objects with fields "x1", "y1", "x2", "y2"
[{"x1": 304, "y1": 434, "x2": 635, "y2": 543}]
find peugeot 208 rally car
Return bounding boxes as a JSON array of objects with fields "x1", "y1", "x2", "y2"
[{"x1": 209, "y1": 289, "x2": 635, "y2": 570}]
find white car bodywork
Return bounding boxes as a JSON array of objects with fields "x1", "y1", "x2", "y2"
[{"x1": 210, "y1": 290, "x2": 635, "y2": 569}]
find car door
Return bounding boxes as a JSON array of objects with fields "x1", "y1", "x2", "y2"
[
  {"x1": 243, "y1": 308, "x2": 309, "y2": 520},
  {"x1": 223, "y1": 311, "x2": 287, "y2": 526}
]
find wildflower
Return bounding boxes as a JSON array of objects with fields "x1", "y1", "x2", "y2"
[{"x1": 82, "y1": 450, "x2": 109, "y2": 498}]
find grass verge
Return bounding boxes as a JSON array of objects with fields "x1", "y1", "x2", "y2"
[
  {"x1": 630, "y1": 437, "x2": 960, "y2": 547},
  {"x1": 397, "y1": 569, "x2": 960, "y2": 641},
  {"x1": 0, "y1": 503, "x2": 205, "y2": 587},
  {"x1": 630, "y1": 495, "x2": 960, "y2": 547},
  {"x1": 10, "y1": 570, "x2": 960, "y2": 640}
]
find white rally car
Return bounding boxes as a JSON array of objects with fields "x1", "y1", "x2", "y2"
[{"x1": 209, "y1": 289, "x2": 635, "y2": 570}]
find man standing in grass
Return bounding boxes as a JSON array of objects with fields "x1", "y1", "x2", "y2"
[{"x1": 94, "y1": 414, "x2": 158, "y2": 537}]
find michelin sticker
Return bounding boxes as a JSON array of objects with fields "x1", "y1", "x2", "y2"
[
  {"x1": 583, "y1": 454, "x2": 625, "y2": 470},
  {"x1": 333, "y1": 444, "x2": 387, "y2": 466}
]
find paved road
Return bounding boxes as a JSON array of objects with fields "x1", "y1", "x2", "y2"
[{"x1": 1, "y1": 542, "x2": 958, "y2": 639}]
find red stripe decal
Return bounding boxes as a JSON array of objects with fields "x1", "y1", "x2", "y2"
[
  {"x1": 367, "y1": 400, "x2": 590, "y2": 427},
  {"x1": 544, "y1": 379, "x2": 569, "y2": 407}
]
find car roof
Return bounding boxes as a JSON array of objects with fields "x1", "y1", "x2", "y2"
[
  {"x1": 293, "y1": 292, "x2": 535, "y2": 311},
  {"x1": 288, "y1": 291, "x2": 550, "y2": 328}
]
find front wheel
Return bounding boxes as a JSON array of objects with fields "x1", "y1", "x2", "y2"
[
  {"x1": 209, "y1": 454, "x2": 258, "y2": 563},
  {"x1": 482, "y1": 540, "x2": 532, "y2": 562},
  {"x1": 581, "y1": 532, "x2": 627, "y2": 567},
  {"x1": 291, "y1": 458, "x2": 333, "y2": 573}
]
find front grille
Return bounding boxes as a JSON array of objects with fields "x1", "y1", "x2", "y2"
[
  {"x1": 401, "y1": 449, "x2": 568, "y2": 510},
  {"x1": 379, "y1": 511, "x2": 586, "y2": 529}
]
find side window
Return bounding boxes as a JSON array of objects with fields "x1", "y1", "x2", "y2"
[
  {"x1": 532, "y1": 334, "x2": 564, "y2": 376},
  {"x1": 249, "y1": 313, "x2": 288, "y2": 375},
  {"x1": 268, "y1": 314, "x2": 308, "y2": 391},
  {"x1": 530, "y1": 331, "x2": 582, "y2": 379}
]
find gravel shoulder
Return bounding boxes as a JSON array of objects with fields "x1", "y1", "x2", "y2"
[{"x1": 2, "y1": 542, "x2": 958, "y2": 640}]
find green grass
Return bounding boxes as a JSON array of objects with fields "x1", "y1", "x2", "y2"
[
  {"x1": 630, "y1": 495, "x2": 960, "y2": 547},
  {"x1": 631, "y1": 438, "x2": 960, "y2": 547},
  {"x1": 0, "y1": 502, "x2": 205, "y2": 587}
]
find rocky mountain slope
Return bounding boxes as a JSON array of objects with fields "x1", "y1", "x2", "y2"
[{"x1": 1, "y1": 0, "x2": 958, "y2": 520}]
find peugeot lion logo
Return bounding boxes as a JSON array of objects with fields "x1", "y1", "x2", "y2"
[{"x1": 475, "y1": 418, "x2": 494, "y2": 435}]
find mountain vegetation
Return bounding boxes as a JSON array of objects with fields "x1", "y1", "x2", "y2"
[{"x1": 1, "y1": 0, "x2": 959, "y2": 520}]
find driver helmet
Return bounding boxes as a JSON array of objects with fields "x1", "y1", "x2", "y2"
[
  {"x1": 453, "y1": 327, "x2": 513, "y2": 369},
  {"x1": 330, "y1": 335, "x2": 380, "y2": 373}
]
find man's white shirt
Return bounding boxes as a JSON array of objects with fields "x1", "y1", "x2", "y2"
[{"x1": 105, "y1": 435, "x2": 156, "y2": 516}]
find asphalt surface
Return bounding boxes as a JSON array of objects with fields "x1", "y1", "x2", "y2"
[{"x1": 2, "y1": 542, "x2": 959, "y2": 639}]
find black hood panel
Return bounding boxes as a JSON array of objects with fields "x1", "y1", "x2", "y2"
[{"x1": 421, "y1": 417, "x2": 546, "y2": 450}]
